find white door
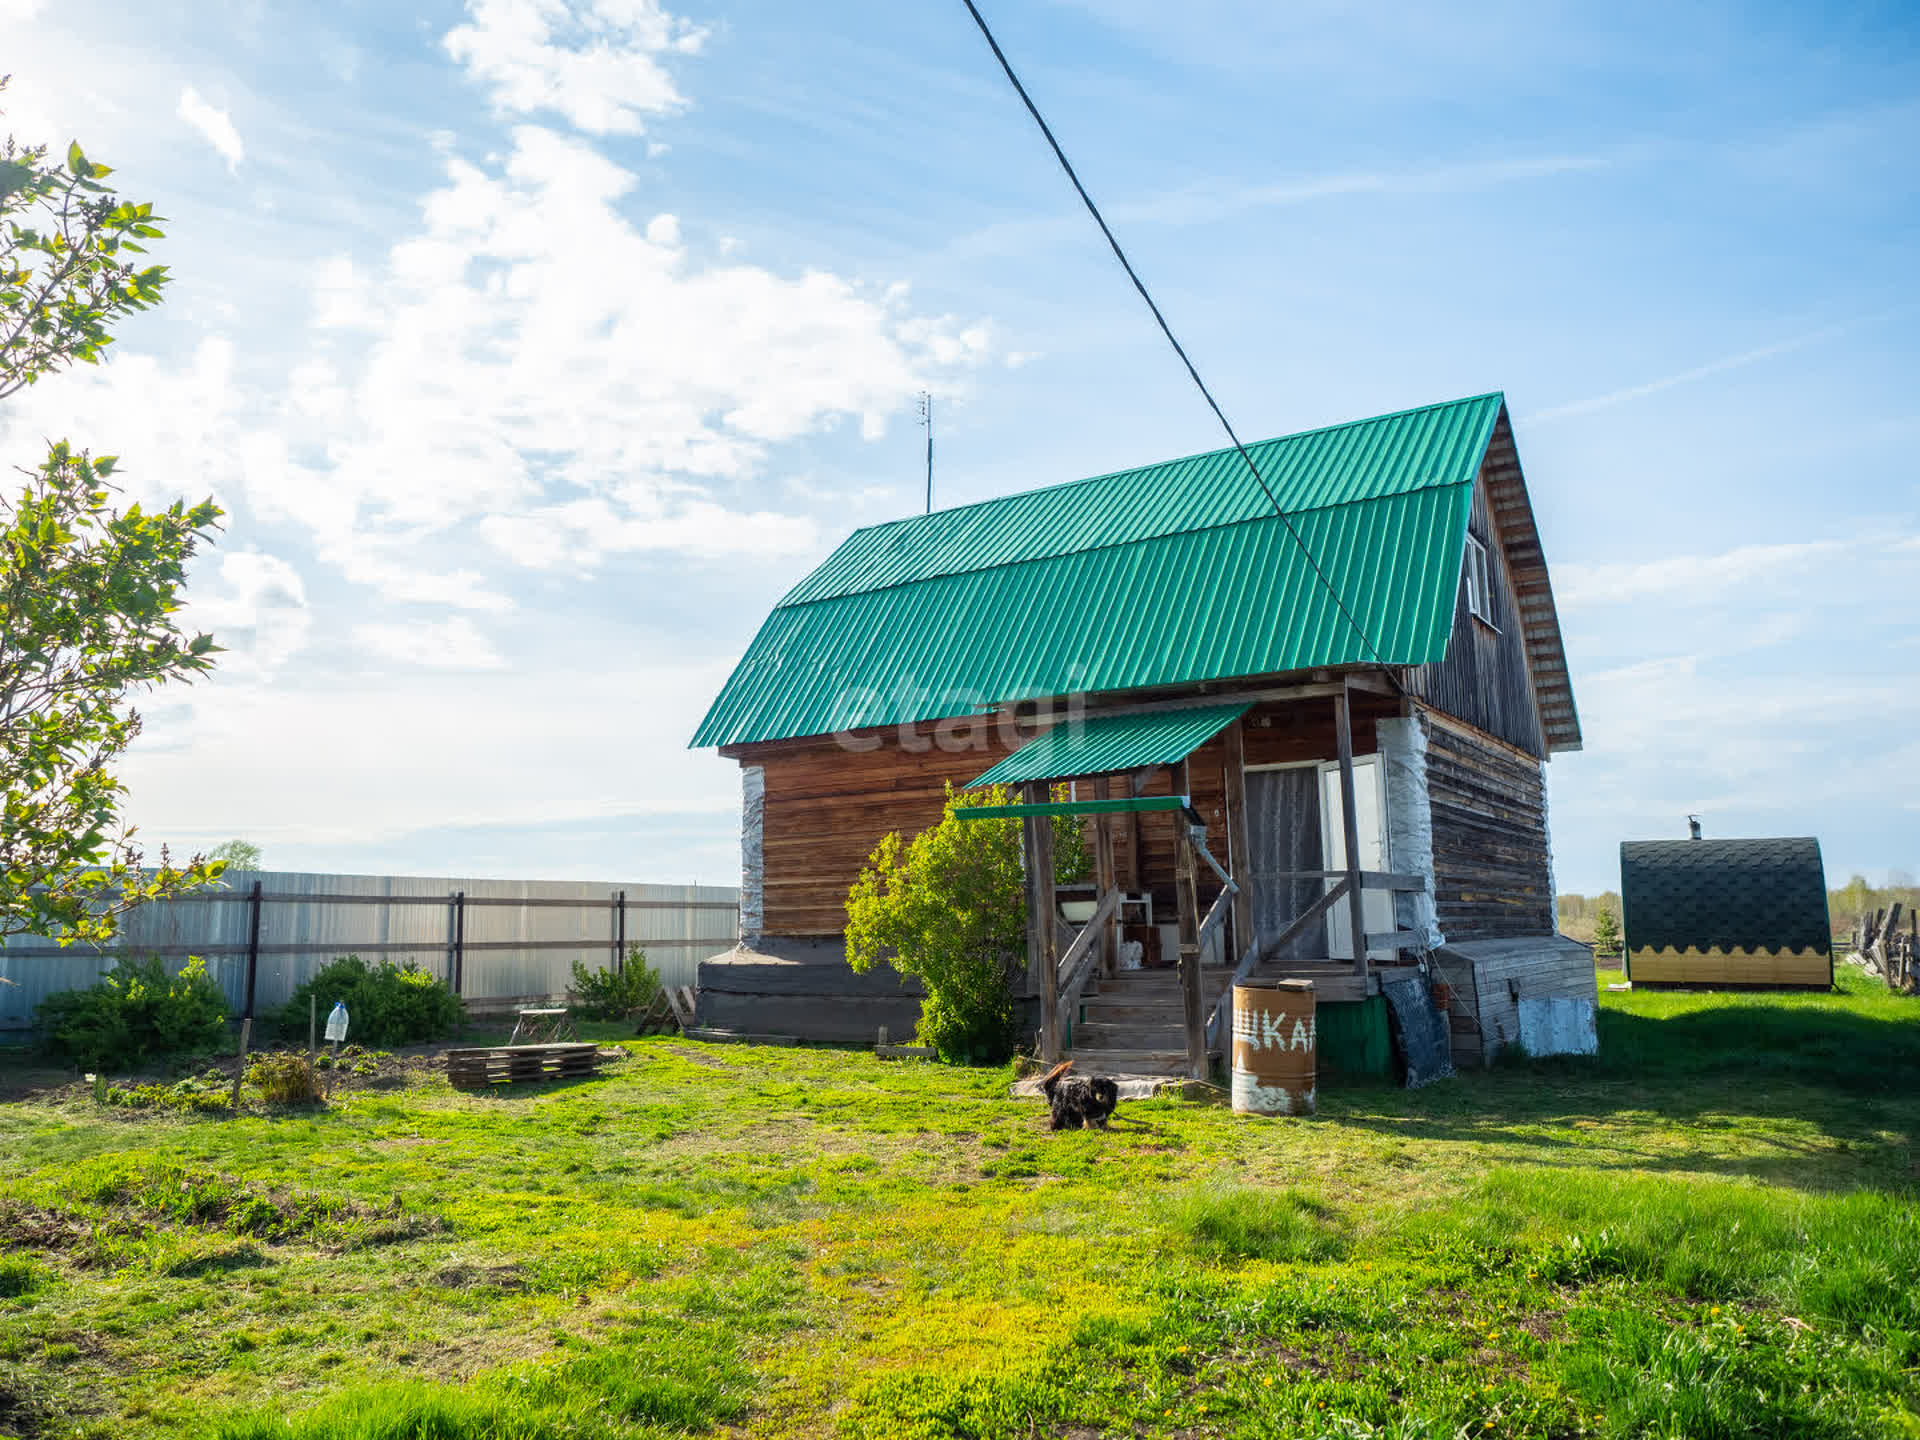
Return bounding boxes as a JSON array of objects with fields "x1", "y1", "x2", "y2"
[{"x1": 1319, "y1": 756, "x2": 1394, "y2": 962}]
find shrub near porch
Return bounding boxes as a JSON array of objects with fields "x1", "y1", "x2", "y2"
[{"x1": 0, "y1": 970, "x2": 1914, "y2": 1438}]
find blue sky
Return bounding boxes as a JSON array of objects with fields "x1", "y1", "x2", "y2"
[{"x1": 3, "y1": 0, "x2": 1915, "y2": 895}]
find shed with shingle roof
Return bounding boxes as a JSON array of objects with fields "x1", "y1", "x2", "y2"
[{"x1": 1620, "y1": 837, "x2": 1832, "y2": 988}]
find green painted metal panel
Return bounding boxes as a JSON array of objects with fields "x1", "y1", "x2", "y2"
[
  {"x1": 1317, "y1": 997, "x2": 1392, "y2": 1081},
  {"x1": 967, "y1": 703, "x2": 1251, "y2": 788},
  {"x1": 954, "y1": 795, "x2": 1191, "y2": 821},
  {"x1": 692, "y1": 395, "x2": 1496, "y2": 750},
  {"x1": 784, "y1": 393, "x2": 1502, "y2": 606}
]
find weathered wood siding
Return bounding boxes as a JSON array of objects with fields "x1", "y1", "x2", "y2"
[
  {"x1": 726, "y1": 725, "x2": 1029, "y2": 936},
  {"x1": 1404, "y1": 465, "x2": 1547, "y2": 759},
  {"x1": 1423, "y1": 708, "x2": 1554, "y2": 941},
  {"x1": 1433, "y1": 936, "x2": 1597, "y2": 1065},
  {"x1": 725, "y1": 692, "x2": 1403, "y2": 939}
]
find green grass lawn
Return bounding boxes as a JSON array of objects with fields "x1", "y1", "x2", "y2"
[{"x1": 2, "y1": 968, "x2": 1917, "y2": 1440}]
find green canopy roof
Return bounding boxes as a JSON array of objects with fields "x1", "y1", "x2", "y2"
[
  {"x1": 693, "y1": 393, "x2": 1505, "y2": 749},
  {"x1": 968, "y1": 702, "x2": 1252, "y2": 788}
]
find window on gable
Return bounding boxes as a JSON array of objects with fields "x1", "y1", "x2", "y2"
[{"x1": 1464, "y1": 535, "x2": 1494, "y2": 625}]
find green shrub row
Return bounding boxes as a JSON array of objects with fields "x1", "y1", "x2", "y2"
[
  {"x1": 275, "y1": 955, "x2": 464, "y2": 1049},
  {"x1": 34, "y1": 953, "x2": 466, "y2": 1072},
  {"x1": 34, "y1": 955, "x2": 229, "y2": 1071}
]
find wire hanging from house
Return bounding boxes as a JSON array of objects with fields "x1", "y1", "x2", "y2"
[{"x1": 955, "y1": 0, "x2": 1392, "y2": 670}]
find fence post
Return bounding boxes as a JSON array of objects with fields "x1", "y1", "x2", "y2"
[
  {"x1": 243, "y1": 879, "x2": 263, "y2": 1020},
  {"x1": 615, "y1": 890, "x2": 627, "y2": 974},
  {"x1": 453, "y1": 891, "x2": 466, "y2": 996}
]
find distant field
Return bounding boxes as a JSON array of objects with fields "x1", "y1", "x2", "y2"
[{"x1": 2, "y1": 968, "x2": 1917, "y2": 1439}]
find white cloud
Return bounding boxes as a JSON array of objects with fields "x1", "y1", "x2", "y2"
[
  {"x1": 177, "y1": 86, "x2": 244, "y2": 171},
  {"x1": 1526, "y1": 312, "x2": 1905, "y2": 423},
  {"x1": 302, "y1": 122, "x2": 987, "y2": 582},
  {"x1": 0, "y1": 336, "x2": 243, "y2": 511},
  {"x1": 1554, "y1": 539, "x2": 1846, "y2": 609},
  {"x1": 122, "y1": 661, "x2": 740, "y2": 844},
  {"x1": 354, "y1": 616, "x2": 505, "y2": 670},
  {"x1": 444, "y1": 0, "x2": 706, "y2": 136},
  {"x1": 182, "y1": 551, "x2": 311, "y2": 678}
]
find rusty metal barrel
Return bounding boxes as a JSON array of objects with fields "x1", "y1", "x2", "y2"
[{"x1": 1231, "y1": 979, "x2": 1317, "y2": 1116}]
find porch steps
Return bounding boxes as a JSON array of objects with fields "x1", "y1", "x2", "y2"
[{"x1": 1066, "y1": 967, "x2": 1237, "y2": 1078}]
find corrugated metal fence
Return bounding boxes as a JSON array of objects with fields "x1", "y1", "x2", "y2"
[{"x1": 0, "y1": 870, "x2": 740, "y2": 1031}]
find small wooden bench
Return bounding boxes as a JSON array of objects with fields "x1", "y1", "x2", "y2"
[{"x1": 508, "y1": 1007, "x2": 576, "y2": 1045}]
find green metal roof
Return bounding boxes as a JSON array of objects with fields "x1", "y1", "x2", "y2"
[
  {"x1": 693, "y1": 394, "x2": 1503, "y2": 749},
  {"x1": 968, "y1": 702, "x2": 1252, "y2": 788}
]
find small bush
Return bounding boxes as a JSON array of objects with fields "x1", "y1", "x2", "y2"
[
  {"x1": 567, "y1": 949, "x2": 662, "y2": 1020},
  {"x1": 248, "y1": 1052, "x2": 319, "y2": 1106},
  {"x1": 35, "y1": 955, "x2": 230, "y2": 1072},
  {"x1": 275, "y1": 956, "x2": 463, "y2": 1048}
]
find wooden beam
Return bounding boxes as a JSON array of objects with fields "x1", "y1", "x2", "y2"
[
  {"x1": 1333, "y1": 683, "x2": 1369, "y2": 982},
  {"x1": 1246, "y1": 869, "x2": 1429, "y2": 892},
  {"x1": 1021, "y1": 781, "x2": 1059, "y2": 1062},
  {"x1": 1364, "y1": 930, "x2": 1433, "y2": 951},
  {"x1": 988, "y1": 671, "x2": 1400, "y2": 729},
  {"x1": 956, "y1": 795, "x2": 1189, "y2": 820},
  {"x1": 1222, "y1": 717, "x2": 1253, "y2": 967},
  {"x1": 1173, "y1": 761, "x2": 1207, "y2": 1081},
  {"x1": 1205, "y1": 877, "x2": 1353, "y2": 1048},
  {"x1": 1092, "y1": 776, "x2": 1119, "y2": 977},
  {"x1": 1057, "y1": 887, "x2": 1124, "y2": 1015}
]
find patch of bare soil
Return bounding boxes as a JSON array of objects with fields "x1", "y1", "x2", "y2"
[
  {"x1": 0, "y1": 1201, "x2": 143, "y2": 1264},
  {"x1": 434, "y1": 1262, "x2": 527, "y2": 1291}
]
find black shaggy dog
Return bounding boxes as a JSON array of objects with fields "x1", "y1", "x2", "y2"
[{"x1": 1040, "y1": 1062, "x2": 1119, "y2": 1131}]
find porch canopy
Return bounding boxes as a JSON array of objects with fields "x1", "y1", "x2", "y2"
[{"x1": 966, "y1": 701, "x2": 1250, "y2": 789}]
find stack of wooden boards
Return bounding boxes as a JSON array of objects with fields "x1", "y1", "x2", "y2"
[
  {"x1": 1858, "y1": 902, "x2": 1916, "y2": 994},
  {"x1": 636, "y1": 985, "x2": 698, "y2": 1036},
  {"x1": 446, "y1": 1042, "x2": 603, "y2": 1090}
]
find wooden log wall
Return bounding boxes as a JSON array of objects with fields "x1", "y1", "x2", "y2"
[
  {"x1": 725, "y1": 725, "x2": 1029, "y2": 936},
  {"x1": 1423, "y1": 709, "x2": 1555, "y2": 941},
  {"x1": 724, "y1": 692, "x2": 1401, "y2": 940},
  {"x1": 1403, "y1": 461, "x2": 1549, "y2": 759}
]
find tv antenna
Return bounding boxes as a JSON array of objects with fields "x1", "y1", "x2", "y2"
[{"x1": 917, "y1": 390, "x2": 934, "y2": 513}]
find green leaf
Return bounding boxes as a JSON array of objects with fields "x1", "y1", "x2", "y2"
[{"x1": 66, "y1": 141, "x2": 90, "y2": 178}]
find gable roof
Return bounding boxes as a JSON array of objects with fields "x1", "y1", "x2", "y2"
[{"x1": 692, "y1": 393, "x2": 1569, "y2": 750}]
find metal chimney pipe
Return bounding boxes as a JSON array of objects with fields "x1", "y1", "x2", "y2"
[{"x1": 1687, "y1": 815, "x2": 1702, "y2": 840}]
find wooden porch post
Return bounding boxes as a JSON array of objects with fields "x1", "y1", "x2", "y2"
[
  {"x1": 1092, "y1": 775, "x2": 1119, "y2": 977},
  {"x1": 1124, "y1": 772, "x2": 1146, "y2": 894},
  {"x1": 1022, "y1": 780, "x2": 1060, "y2": 1061},
  {"x1": 1332, "y1": 682, "x2": 1369, "y2": 981},
  {"x1": 1222, "y1": 717, "x2": 1253, "y2": 964},
  {"x1": 1173, "y1": 761, "x2": 1206, "y2": 1079}
]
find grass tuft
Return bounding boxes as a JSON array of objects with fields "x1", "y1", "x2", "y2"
[{"x1": 1161, "y1": 1181, "x2": 1348, "y2": 1263}]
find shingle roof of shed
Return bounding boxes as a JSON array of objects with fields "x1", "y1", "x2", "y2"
[
  {"x1": 1619, "y1": 838, "x2": 1831, "y2": 957},
  {"x1": 692, "y1": 393, "x2": 1564, "y2": 750}
]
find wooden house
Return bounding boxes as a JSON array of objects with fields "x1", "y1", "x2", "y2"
[
  {"x1": 689, "y1": 393, "x2": 1595, "y2": 1074},
  {"x1": 1620, "y1": 833, "x2": 1832, "y2": 988}
]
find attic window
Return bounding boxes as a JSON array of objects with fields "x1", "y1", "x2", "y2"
[{"x1": 1464, "y1": 535, "x2": 1493, "y2": 625}]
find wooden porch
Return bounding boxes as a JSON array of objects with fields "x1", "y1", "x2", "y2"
[{"x1": 987, "y1": 672, "x2": 1433, "y2": 1080}]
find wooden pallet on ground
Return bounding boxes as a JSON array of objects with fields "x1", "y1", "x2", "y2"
[{"x1": 446, "y1": 1042, "x2": 604, "y2": 1090}]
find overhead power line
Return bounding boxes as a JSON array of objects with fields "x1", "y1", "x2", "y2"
[{"x1": 956, "y1": 0, "x2": 1393, "y2": 671}]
